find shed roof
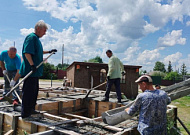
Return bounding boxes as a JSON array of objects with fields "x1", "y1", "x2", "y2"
[{"x1": 67, "y1": 61, "x2": 142, "y2": 70}]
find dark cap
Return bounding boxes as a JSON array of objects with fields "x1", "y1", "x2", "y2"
[{"x1": 135, "y1": 75, "x2": 153, "y2": 83}]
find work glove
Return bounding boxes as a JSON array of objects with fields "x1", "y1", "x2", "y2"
[
  {"x1": 3, "y1": 70, "x2": 8, "y2": 75},
  {"x1": 106, "y1": 76, "x2": 110, "y2": 81},
  {"x1": 10, "y1": 80, "x2": 16, "y2": 87},
  {"x1": 121, "y1": 71, "x2": 125, "y2": 76},
  {"x1": 31, "y1": 65, "x2": 37, "y2": 72},
  {"x1": 49, "y1": 49, "x2": 57, "y2": 53}
]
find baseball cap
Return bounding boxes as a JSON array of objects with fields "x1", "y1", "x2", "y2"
[{"x1": 135, "y1": 75, "x2": 153, "y2": 83}]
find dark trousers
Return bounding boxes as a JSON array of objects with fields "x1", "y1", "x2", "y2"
[
  {"x1": 21, "y1": 77, "x2": 39, "y2": 118},
  {"x1": 105, "y1": 78, "x2": 121, "y2": 101}
]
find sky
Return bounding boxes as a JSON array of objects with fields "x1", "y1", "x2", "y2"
[{"x1": 0, "y1": 0, "x2": 190, "y2": 72}]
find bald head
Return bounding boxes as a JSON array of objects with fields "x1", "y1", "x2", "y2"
[{"x1": 8, "y1": 47, "x2": 17, "y2": 59}]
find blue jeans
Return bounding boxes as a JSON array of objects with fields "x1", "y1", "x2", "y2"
[
  {"x1": 105, "y1": 78, "x2": 121, "y2": 101},
  {"x1": 3, "y1": 70, "x2": 20, "y2": 100}
]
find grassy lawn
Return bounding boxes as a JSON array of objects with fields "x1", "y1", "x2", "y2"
[{"x1": 171, "y1": 96, "x2": 190, "y2": 135}]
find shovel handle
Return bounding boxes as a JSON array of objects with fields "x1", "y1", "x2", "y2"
[
  {"x1": 84, "y1": 81, "x2": 107, "y2": 99},
  {"x1": 5, "y1": 52, "x2": 55, "y2": 97}
]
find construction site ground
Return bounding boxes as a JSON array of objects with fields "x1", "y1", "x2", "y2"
[{"x1": 0, "y1": 77, "x2": 189, "y2": 134}]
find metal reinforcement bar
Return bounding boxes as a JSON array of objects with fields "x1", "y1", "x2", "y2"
[{"x1": 177, "y1": 117, "x2": 190, "y2": 135}]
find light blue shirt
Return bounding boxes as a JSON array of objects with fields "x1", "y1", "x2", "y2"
[
  {"x1": 0, "y1": 50, "x2": 21, "y2": 71},
  {"x1": 127, "y1": 89, "x2": 171, "y2": 135}
]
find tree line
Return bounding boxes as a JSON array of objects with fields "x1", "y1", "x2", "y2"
[
  {"x1": 141, "y1": 61, "x2": 188, "y2": 81},
  {"x1": 42, "y1": 56, "x2": 103, "y2": 79}
]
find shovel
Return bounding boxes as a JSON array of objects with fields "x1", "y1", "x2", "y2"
[
  {"x1": 4, "y1": 52, "x2": 55, "y2": 103},
  {"x1": 4, "y1": 74, "x2": 22, "y2": 104},
  {"x1": 84, "y1": 81, "x2": 107, "y2": 99}
]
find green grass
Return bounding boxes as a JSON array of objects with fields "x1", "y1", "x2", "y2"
[{"x1": 171, "y1": 96, "x2": 190, "y2": 135}]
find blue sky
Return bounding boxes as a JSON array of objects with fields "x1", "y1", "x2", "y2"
[{"x1": 0, "y1": 0, "x2": 190, "y2": 72}]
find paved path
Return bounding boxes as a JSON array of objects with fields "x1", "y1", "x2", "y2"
[{"x1": 0, "y1": 79, "x2": 63, "y2": 88}]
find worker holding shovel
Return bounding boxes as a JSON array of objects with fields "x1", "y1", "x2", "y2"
[
  {"x1": 0, "y1": 47, "x2": 21, "y2": 105},
  {"x1": 102, "y1": 50, "x2": 125, "y2": 103},
  {"x1": 19, "y1": 20, "x2": 57, "y2": 119}
]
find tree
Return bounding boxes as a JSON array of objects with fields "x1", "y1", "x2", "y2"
[
  {"x1": 167, "y1": 61, "x2": 173, "y2": 73},
  {"x1": 56, "y1": 63, "x2": 70, "y2": 71},
  {"x1": 88, "y1": 56, "x2": 103, "y2": 63},
  {"x1": 41, "y1": 63, "x2": 57, "y2": 79},
  {"x1": 164, "y1": 71, "x2": 181, "y2": 81},
  {"x1": 181, "y1": 63, "x2": 187, "y2": 75},
  {"x1": 149, "y1": 71, "x2": 166, "y2": 79},
  {"x1": 153, "y1": 61, "x2": 166, "y2": 72}
]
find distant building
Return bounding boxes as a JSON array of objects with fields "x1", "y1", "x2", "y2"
[{"x1": 66, "y1": 62, "x2": 142, "y2": 99}]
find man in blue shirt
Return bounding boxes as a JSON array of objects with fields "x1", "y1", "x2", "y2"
[
  {"x1": 0, "y1": 47, "x2": 21, "y2": 104},
  {"x1": 126, "y1": 75, "x2": 171, "y2": 135},
  {"x1": 19, "y1": 20, "x2": 57, "y2": 119}
]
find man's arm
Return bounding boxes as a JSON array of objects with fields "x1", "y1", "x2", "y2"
[
  {"x1": 125, "y1": 95, "x2": 142, "y2": 116},
  {"x1": 107, "y1": 58, "x2": 114, "y2": 77},
  {"x1": 120, "y1": 60, "x2": 124, "y2": 72},
  {"x1": 25, "y1": 53, "x2": 34, "y2": 65},
  {"x1": 0, "y1": 61, "x2": 6, "y2": 70},
  {"x1": 43, "y1": 51, "x2": 49, "y2": 54},
  {"x1": 13, "y1": 69, "x2": 21, "y2": 82},
  {"x1": 43, "y1": 49, "x2": 57, "y2": 54}
]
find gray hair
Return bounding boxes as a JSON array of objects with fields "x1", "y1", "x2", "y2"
[
  {"x1": 35, "y1": 20, "x2": 48, "y2": 31},
  {"x1": 9, "y1": 47, "x2": 17, "y2": 52}
]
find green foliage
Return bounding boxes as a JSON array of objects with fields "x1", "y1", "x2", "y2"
[
  {"x1": 164, "y1": 71, "x2": 182, "y2": 80},
  {"x1": 41, "y1": 63, "x2": 57, "y2": 79},
  {"x1": 153, "y1": 61, "x2": 166, "y2": 72},
  {"x1": 180, "y1": 63, "x2": 187, "y2": 75},
  {"x1": 167, "y1": 61, "x2": 173, "y2": 73},
  {"x1": 139, "y1": 70, "x2": 147, "y2": 75},
  {"x1": 88, "y1": 56, "x2": 103, "y2": 63},
  {"x1": 56, "y1": 63, "x2": 69, "y2": 71},
  {"x1": 149, "y1": 71, "x2": 166, "y2": 79}
]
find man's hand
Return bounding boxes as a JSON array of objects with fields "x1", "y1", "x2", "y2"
[
  {"x1": 31, "y1": 65, "x2": 37, "y2": 72},
  {"x1": 10, "y1": 80, "x2": 16, "y2": 87},
  {"x1": 3, "y1": 70, "x2": 8, "y2": 75},
  {"x1": 49, "y1": 49, "x2": 57, "y2": 53},
  {"x1": 107, "y1": 76, "x2": 110, "y2": 81}
]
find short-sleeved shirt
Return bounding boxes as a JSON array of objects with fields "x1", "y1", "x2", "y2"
[
  {"x1": 0, "y1": 50, "x2": 21, "y2": 71},
  {"x1": 127, "y1": 89, "x2": 171, "y2": 135},
  {"x1": 19, "y1": 33, "x2": 43, "y2": 77},
  {"x1": 107, "y1": 55, "x2": 124, "y2": 79}
]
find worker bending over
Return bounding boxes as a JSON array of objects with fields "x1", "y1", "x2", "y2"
[
  {"x1": 125, "y1": 75, "x2": 171, "y2": 135},
  {"x1": 0, "y1": 47, "x2": 21, "y2": 104}
]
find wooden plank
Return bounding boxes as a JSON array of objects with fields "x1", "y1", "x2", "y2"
[
  {"x1": 31, "y1": 122, "x2": 38, "y2": 133},
  {"x1": 49, "y1": 126, "x2": 82, "y2": 135},
  {"x1": 4, "y1": 129, "x2": 14, "y2": 135},
  {"x1": 30, "y1": 130, "x2": 55, "y2": 135},
  {"x1": 63, "y1": 113, "x2": 92, "y2": 121},
  {"x1": 12, "y1": 115, "x2": 19, "y2": 135},
  {"x1": 0, "y1": 113, "x2": 4, "y2": 135}
]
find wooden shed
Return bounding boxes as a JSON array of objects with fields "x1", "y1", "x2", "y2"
[{"x1": 66, "y1": 62, "x2": 141, "y2": 99}]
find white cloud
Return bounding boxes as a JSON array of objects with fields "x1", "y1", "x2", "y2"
[
  {"x1": 163, "y1": 52, "x2": 182, "y2": 70},
  {"x1": 186, "y1": 21, "x2": 190, "y2": 26},
  {"x1": 137, "y1": 49, "x2": 160, "y2": 65},
  {"x1": 21, "y1": 0, "x2": 190, "y2": 53},
  {"x1": 20, "y1": 0, "x2": 190, "y2": 70},
  {"x1": 143, "y1": 21, "x2": 160, "y2": 35},
  {"x1": 157, "y1": 30, "x2": 186, "y2": 47}
]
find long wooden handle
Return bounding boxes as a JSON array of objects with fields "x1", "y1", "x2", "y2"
[
  {"x1": 5, "y1": 52, "x2": 55, "y2": 97},
  {"x1": 84, "y1": 81, "x2": 107, "y2": 99}
]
